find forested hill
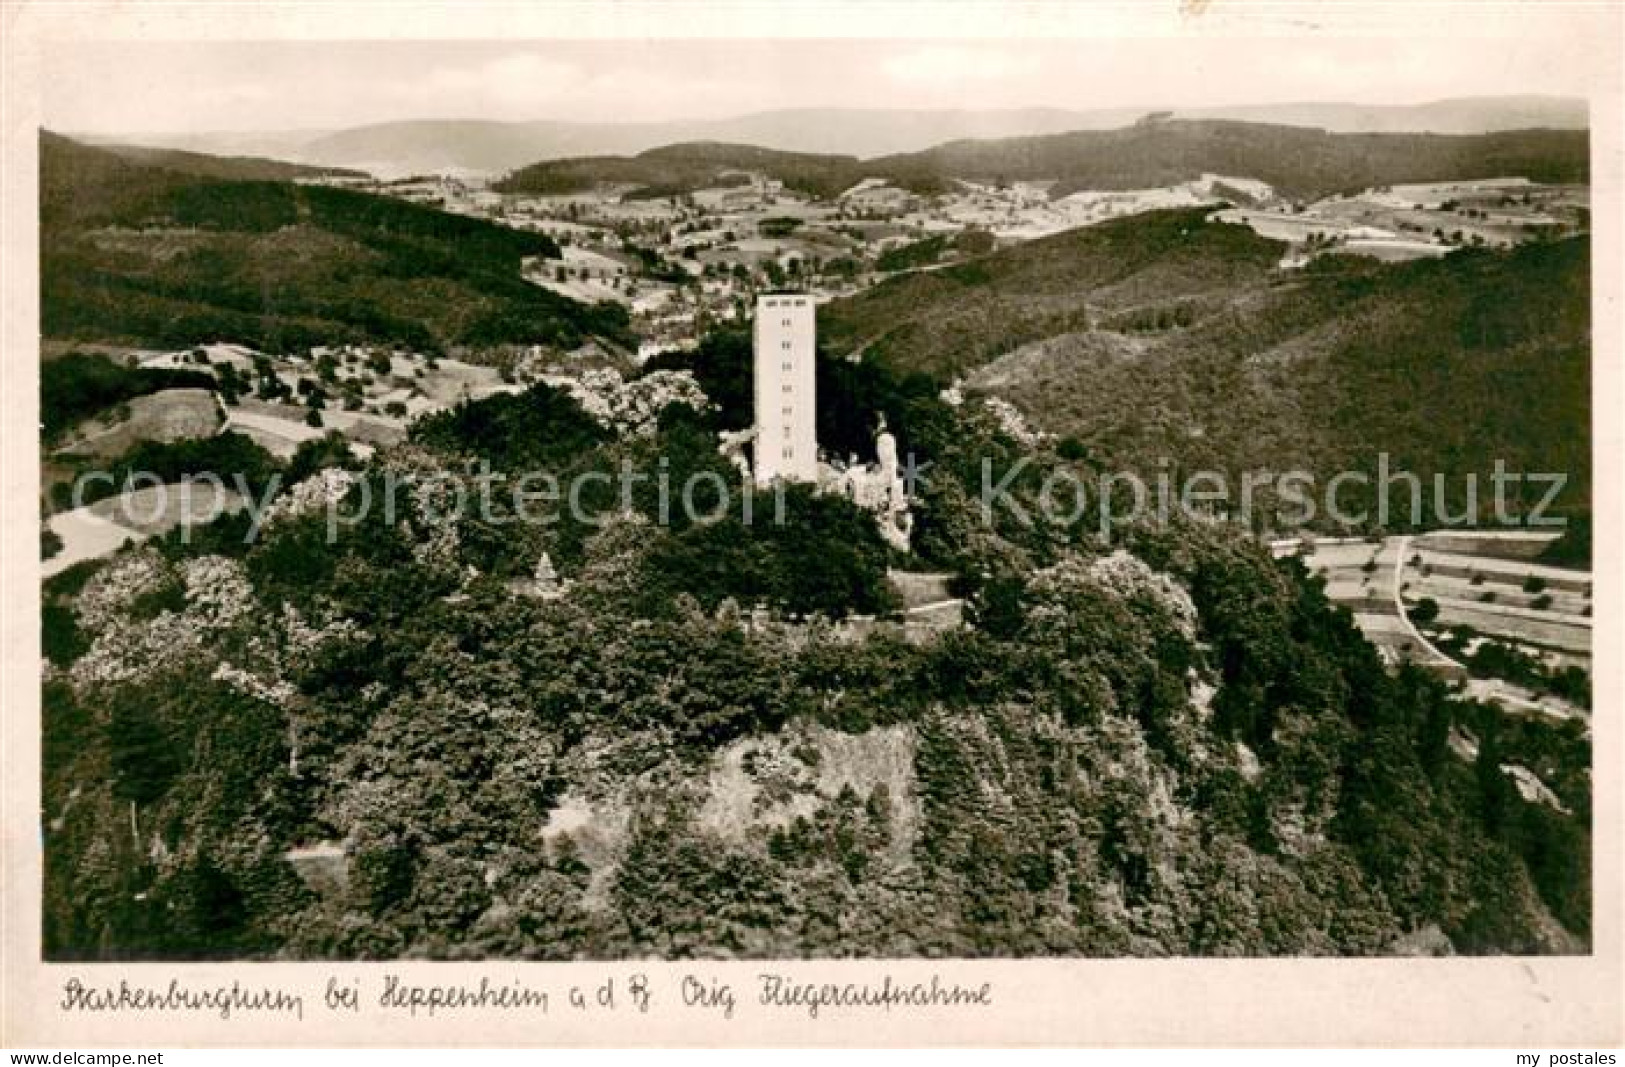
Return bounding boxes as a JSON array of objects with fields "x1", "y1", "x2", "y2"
[
  {"x1": 867, "y1": 120, "x2": 1589, "y2": 201},
  {"x1": 42, "y1": 344, "x2": 1590, "y2": 960},
  {"x1": 492, "y1": 121, "x2": 1588, "y2": 203},
  {"x1": 92, "y1": 141, "x2": 370, "y2": 183},
  {"x1": 39, "y1": 132, "x2": 632, "y2": 355},
  {"x1": 821, "y1": 207, "x2": 1590, "y2": 525}
]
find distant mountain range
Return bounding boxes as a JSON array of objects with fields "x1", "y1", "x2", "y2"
[
  {"x1": 870, "y1": 121, "x2": 1589, "y2": 200},
  {"x1": 82, "y1": 96, "x2": 1587, "y2": 178}
]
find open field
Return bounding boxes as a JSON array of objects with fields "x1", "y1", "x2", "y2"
[
  {"x1": 1284, "y1": 529, "x2": 1590, "y2": 722},
  {"x1": 220, "y1": 406, "x2": 330, "y2": 459}
]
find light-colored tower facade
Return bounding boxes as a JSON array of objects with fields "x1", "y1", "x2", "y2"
[{"x1": 753, "y1": 293, "x2": 818, "y2": 485}]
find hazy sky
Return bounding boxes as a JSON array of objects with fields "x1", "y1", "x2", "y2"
[{"x1": 40, "y1": 28, "x2": 1611, "y2": 135}]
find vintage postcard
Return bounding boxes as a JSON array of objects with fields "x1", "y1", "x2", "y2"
[{"x1": 2, "y1": 0, "x2": 1620, "y2": 1050}]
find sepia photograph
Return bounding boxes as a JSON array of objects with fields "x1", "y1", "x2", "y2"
[{"x1": 4, "y1": 0, "x2": 1622, "y2": 1052}]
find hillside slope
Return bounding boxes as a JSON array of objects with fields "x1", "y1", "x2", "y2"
[
  {"x1": 866, "y1": 121, "x2": 1590, "y2": 201},
  {"x1": 493, "y1": 142, "x2": 874, "y2": 200},
  {"x1": 40, "y1": 132, "x2": 630, "y2": 355},
  {"x1": 822, "y1": 208, "x2": 1590, "y2": 526}
]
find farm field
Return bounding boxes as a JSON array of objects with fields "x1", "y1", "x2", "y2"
[
  {"x1": 1218, "y1": 177, "x2": 1585, "y2": 265},
  {"x1": 1403, "y1": 534, "x2": 1593, "y2": 673}
]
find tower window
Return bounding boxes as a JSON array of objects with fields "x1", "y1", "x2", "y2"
[{"x1": 782, "y1": 447, "x2": 794, "y2": 460}]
